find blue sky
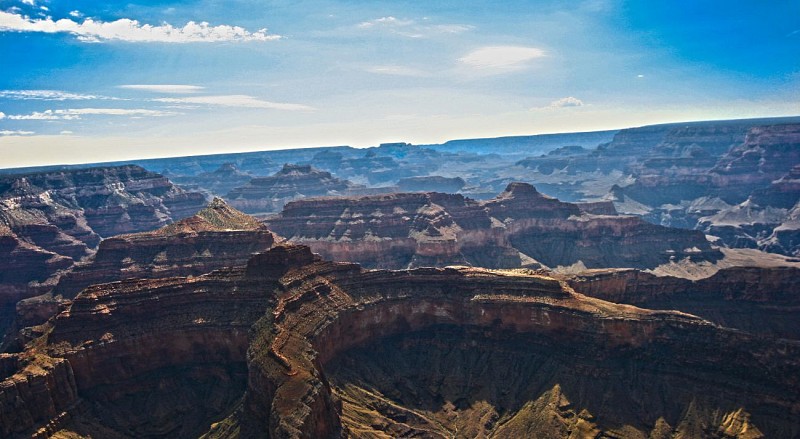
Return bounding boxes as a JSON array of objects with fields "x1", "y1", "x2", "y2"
[{"x1": 0, "y1": 0, "x2": 798, "y2": 167}]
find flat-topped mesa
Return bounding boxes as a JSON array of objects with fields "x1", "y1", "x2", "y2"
[
  {"x1": 267, "y1": 191, "x2": 513, "y2": 269},
  {"x1": 50, "y1": 198, "x2": 276, "y2": 301},
  {"x1": 267, "y1": 182, "x2": 720, "y2": 270},
  {"x1": 245, "y1": 244, "x2": 322, "y2": 278},
  {"x1": 225, "y1": 163, "x2": 365, "y2": 214},
  {"x1": 484, "y1": 182, "x2": 581, "y2": 220}
]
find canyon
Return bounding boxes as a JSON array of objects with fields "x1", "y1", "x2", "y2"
[
  {"x1": 1, "y1": 116, "x2": 799, "y2": 438},
  {"x1": 266, "y1": 182, "x2": 720, "y2": 270},
  {"x1": 3, "y1": 245, "x2": 799, "y2": 438},
  {"x1": 0, "y1": 166, "x2": 206, "y2": 336}
]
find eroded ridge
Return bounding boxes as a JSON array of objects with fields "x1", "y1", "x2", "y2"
[{"x1": 2, "y1": 245, "x2": 799, "y2": 438}]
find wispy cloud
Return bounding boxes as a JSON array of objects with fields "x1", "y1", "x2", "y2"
[
  {"x1": 153, "y1": 95, "x2": 315, "y2": 111},
  {"x1": 358, "y1": 16, "x2": 414, "y2": 29},
  {"x1": 459, "y1": 46, "x2": 546, "y2": 75},
  {"x1": 0, "y1": 89, "x2": 115, "y2": 100},
  {"x1": 357, "y1": 16, "x2": 472, "y2": 38},
  {"x1": 2, "y1": 108, "x2": 177, "y2": 120},
  {"x1": 0, "y1": 10, "x2": 281, "y2": 43},
  {"x1": 0, "y1": 130, "x2": 35, "y2": 136},
  {"x1": 119, "y1": 84, "x2": 205, "y2": 94},
  {"x1": 366, "y1": 65, "x2": 429, "y2": 77},
  {"x1": 550, "y1": 96, "x2": 584, "y2": 107}
]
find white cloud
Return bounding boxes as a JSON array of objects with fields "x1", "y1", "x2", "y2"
[
  {"x1": 0, "y1": 130, "x2": 35, "y2": 136},
  {"x1": 5, "y1": 108, "x2": 177, "y2": 120},
  {"x1": 357, "y1": 16, "x2": 472, "y2": 38},
  {"x1": 358, "y1": 16, "x2": 414, "y2": 28},
  {"x1": 0, "y1": 89, "x2": 114, "y2": 100},
  {"x1": 39, "y1": 5, "x2": 48, "y2": 12},
  {"x1": 366, "y1": 65, "x2": 429, "y2": 77},
  {"x1": 153, "y1": 95, "x2": 315, "y2": 111},
  {"x1": 60, "y1": 130, "x2": 73, "y2": 135},
  {"x1": 459, "y1": 46, "x2": 546, "y2": 71},
  {"x1": 550, "y1": 96, "x2": 584, "y2": 107},
  {"x1": 21, "y1": 0, "x2": 35, "y2": 6},
  {"x1": 68, "y1": 10, "x2": 82, "y2": 18},
  {"x1": 119, "y1": 84, "x2": 205, "y2": 94},
  {"x1": 0, "y1": 11, "x2": 281, "y2": 43},
  {"x1": 0, "y1": 111, "x2": 5, "y2": 119}
]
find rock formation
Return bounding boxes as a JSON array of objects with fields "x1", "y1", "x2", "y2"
[
  {"x1": 4, "y1": 199, "x2": 277, "y2": 351},
  {"x1": 0, "y1": 165, "x2": 206, "y2": 335},
  {"x1": 3, "y1": 246, "x2": 798, "y2": 438},
  {"x1": 566, "y1": 265, "x2": 800, "y2": 339},
  {"x1": 225, "y1": 164, "x2": 366, "y2": 214},
  {"x1": 170, "y1": 163, "x2": 254, "y2": 197},
  {"x1": 397, "y1": 175, "x2": 466, "y2": 193},
  {"x1": 51, "y1": 197, "x2": 276, "y2": 301},
  {"x1": 266, "y1": 183, "x2": 720, "y2": 270}
]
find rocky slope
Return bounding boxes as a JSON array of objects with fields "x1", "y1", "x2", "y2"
[
  {"x1": 225, "y1": 164, "x2": 368, "y2": 214},
  {"x1": 266, "y1": 182, "x2": 720, "y2": 270},
  {"x1": 566, "y1": 265, "x2": 800, "y2": 339},
  {"x1": 3, "y1": 245, "x2": 798, "y2": 438},
  {"x1": 50, "y1": 198, "x2": 276, "y2": 301},
  {"x1": 512, "y1": 118, "x2": 800, "y2": 255},
  {"x1": 0, "y1": 166, "x2": 206, "y2": 335},
  {"x1": 3, "y1": 199, "x2": 277, "y2": 352}
]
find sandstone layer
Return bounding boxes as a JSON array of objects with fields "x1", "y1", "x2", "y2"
[
  {"x1": 566, "y1": 265, "x2": 800, "y2": 339},
  {"x1": 2, "y1": 246, "x2": 797, "y2": 438},
  {"x1": 225, "y1": 164, "x2": 366, "y2": 214},
  {"x1": 0, "y1": 166, "x2": 206, "y2": 335},
  {"x1": 266, "y1": 183, "x2": 720, "y2": 270}
]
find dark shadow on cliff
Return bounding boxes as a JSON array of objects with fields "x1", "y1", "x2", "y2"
[{"x1": 326, "y1": 325, "x2": 793, "y2": 438}]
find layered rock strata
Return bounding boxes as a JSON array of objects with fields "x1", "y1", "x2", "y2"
[
  {"x1": 0, "y1": 166, "x2": 206, "y2": 334},
  {"x1": 567, "y1": 265, "x2": 800, "y2": 339},
  {"x1": 3, "y1": 199, "x2": 275, "y2": 353},
  {"x1": 266, "y1": 183, "x2": 720, "y2": 270},
  {"x1": 51, "y1": 198, "x2": 276, "y2": 301},
  {"x1": 225, "y1": 164, "x2": 365, "y2": 214},
  {"x1": 3, "y1": 245, "x2": 798, "y2": 438}
]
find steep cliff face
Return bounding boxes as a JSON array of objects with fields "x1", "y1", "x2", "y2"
[
  {"x1": 51, "y1": 198, "x2": 276, "y2": 301},
  {"x1": 225, "y1": 164, "x2": 365, "y2": 214},
  {"x1": 0, "y1": 165, "x2": 207, "y2": 335},
  {"x1": 566, "y1": 265, "x2": 800, "y2": 339},
  {"x1": 0, "y1": 225, "x2": 71, "y2": 321},
  {"x1": 237, "y1": 247, "x2": 800, "y2": 438},
  {"x1": 0, "y1": 352, "x2": 79, "y2": 438},
  {"x1": 511, "y1": 119, "x2": 800, "y2": 256},
  {"x1": 3, "y1": 246, "x2": 798, "y2": 438},
  {"x1": 266, "y1": 183, "x2": 719, "y2": 270}
]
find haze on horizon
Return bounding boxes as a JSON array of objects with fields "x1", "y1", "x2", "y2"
[{"x1": 0, "y1": 0, "x2": 798, "y2": 168}]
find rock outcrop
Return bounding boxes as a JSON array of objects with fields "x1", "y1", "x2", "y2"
[
  {"x1": 397, "y1": 175, "x2": 466, "y2": 193},
  {"x1": 566, "y1": 265, "x2": 800, "y2": 339},
  {"x1": 266, "y1": 183, "x2": 720, "y2": 270},
  {"x1": 225, "y1": 164, "x2": 366, "y2": 214},
  {"x1": 170, "y1": 163, "x2": 254, "y2": 197},
  {"x1": 3, "y1": 245, "x2": 798, "y2": 438},
  {"x1": 51, "y1": 198, "x2": 276, "y2": 301},
  {"x1": 512, "y1": 118, "x2": 800, "y2": 255},
  {"x1": 4, "y1": 199, "x2": 277, "y2": 350},
  {"x1": 0, "y1": 165, "x2": 206, "y2": 335}
]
